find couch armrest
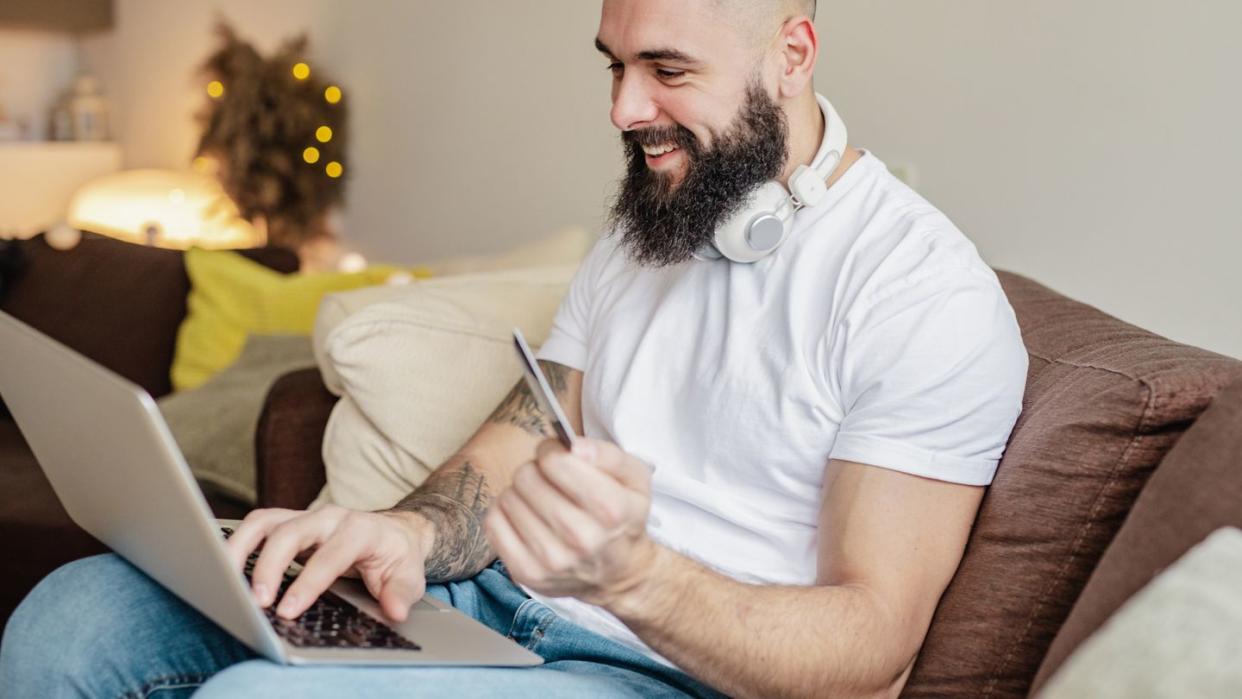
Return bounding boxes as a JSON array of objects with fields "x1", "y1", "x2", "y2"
[{"x1": 255, "y1": 368, "x2": 337, "y2": 509}]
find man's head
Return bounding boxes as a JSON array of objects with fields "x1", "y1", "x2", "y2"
[{"x1": 598, "y1": 0, "x2": 820, "y2": 265}]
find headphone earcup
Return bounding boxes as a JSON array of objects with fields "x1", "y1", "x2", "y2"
[{"x1": 708, "y1": 181, "x2": 795, "y2": 263}]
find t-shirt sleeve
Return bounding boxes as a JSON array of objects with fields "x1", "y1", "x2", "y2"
[
  {"x1": 536, "y1": 235, "x2": 612, "y2": 371},
  {"x1": 827, "y1": 269, "x2": 1028, "y2": 486}
]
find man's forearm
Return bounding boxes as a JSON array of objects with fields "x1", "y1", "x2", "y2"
[
  {"x1": 608, "y1": 545, "x2": 916, "y2": 699},
  {"x1": 386, "y1": 360, "x2": 578, "y2": 583},
  {"x1": 389, "y1": 455, "x2": 496, "y2": 583}
]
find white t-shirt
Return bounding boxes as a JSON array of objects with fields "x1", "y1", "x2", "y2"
[{"x1": 532, "y1": 151, "x2": 1028, "y2": 663}]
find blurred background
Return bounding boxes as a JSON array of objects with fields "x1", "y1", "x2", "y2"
[{"x1": 0, "y1": 0, "x2": 1239, "y2": 357}]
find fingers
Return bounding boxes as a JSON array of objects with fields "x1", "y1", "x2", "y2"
[
  {"x1": 510, "y1": 462, "x2": 610, "y2": 553},
  {"x1": 497, "y1": 473, "x2": 583, "y2": 573},
  {"x1": 250, "y1": 509, "x2": 344, "y2": 608},
  {"x1": 276, "y1": 513, "x2": 428, "y2": 622},
  {"x1": 376, "y1": 573, "x2": 426, "y2": 623},
  {"x1": 484, "y1": 505, "x2": 545, "y2": 585},
  {"x1": 579, "y1": 438, "x2": 653, "y2": 491},
  {"x1": 532, "y1": 444, "x2": 630, "y2": 529},
  {"x1": 538, "y1": 437, "x2": 652, "y2": 493},
  {"x1": 276, "y1": 517, "x2": 365, "y2": 618},
  {"x1": 225, "y1": 508, "x2": 302, "y2": 571}
]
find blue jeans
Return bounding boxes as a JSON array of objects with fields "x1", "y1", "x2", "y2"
[{"x1": 0, "y1": 554, "x2": 723, "y2": 698}]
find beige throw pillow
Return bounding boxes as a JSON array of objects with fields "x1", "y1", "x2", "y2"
[
  {"x1": 313, "y1": 394, "x2": 431, "y2": 510},
  {"x1": 1038, "y1": 527, "x2": 1242, "y2": 699},
  {"x1": 313, "y1": 226, "x2": 592, "y2": 396},
  {"x1": 316, "y1": 265, "x2": 577, "y2": 510}
]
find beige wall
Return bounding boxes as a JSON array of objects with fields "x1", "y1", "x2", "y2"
[
  {"x1": 81, "y1": 1, "x2": 1241, "y2": 358},
  {"x1": 0, "y1": 28, "x2": 79, "y2": 141},
  {"x1": 817, "y1": 0, "x2": 1242, "y2": 359},
  {"x1": 78, "y1": 0, "x2": 321, "y2": 168}
]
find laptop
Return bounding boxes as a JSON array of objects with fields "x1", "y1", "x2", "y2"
[{"x1": 0, "y1": 310, "x2": 541, "y2": 667}]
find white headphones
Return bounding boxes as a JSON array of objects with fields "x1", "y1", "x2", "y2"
[{"x1": 696, "y1": 93, "x2": 848, "y2": 263}]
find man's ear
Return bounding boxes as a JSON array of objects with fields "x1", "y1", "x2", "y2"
[{"x1": 773, "y1": 16, "x2": 818, "y2": 99}]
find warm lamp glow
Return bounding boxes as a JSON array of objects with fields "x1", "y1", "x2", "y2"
[
  {"x1": 324, "y1": 85, "x2": 342, "y2": 104},
  {"x1": 292, "y1": 62, "x2": 311, "y2": 80},
  {"x1": 303, "y1": 147, "x2": 321, "y2": 164},
  {"x1": 315, "y1": 126, "x2": 333, "y2": 143},
  {"x1": 66, "y1": 169, "x2": 262, "y2": 249},
  {"x1": 325, "y1": 161, "x2": 343, "y2": 178},
  {"x1": 206, "y1": 80, "x2": 225, "y2": 98}
]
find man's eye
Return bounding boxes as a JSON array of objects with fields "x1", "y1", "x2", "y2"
[
  {"x1": 656, "y1": 68, "x2": 685, "y2": 80},
  {"x1": 607, "y1": 62, "x2": 624, "y2": 75}
]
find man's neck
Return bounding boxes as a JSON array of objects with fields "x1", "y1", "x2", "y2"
[{"x1": 779, "y1": 92, "x2": 862, "y2": 190}]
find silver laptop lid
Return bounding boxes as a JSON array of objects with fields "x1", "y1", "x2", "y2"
[{"x1": 0, "y1": 310, "x2": 284, "y2": 660}]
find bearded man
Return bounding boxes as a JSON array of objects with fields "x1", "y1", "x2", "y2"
[{"x1": 0, "y1": 1, "x2": 1027, "y2": 697}]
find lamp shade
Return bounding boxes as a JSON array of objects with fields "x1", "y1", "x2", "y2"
[{"x1": 66, "y1": 168, "x2": 261, "y2": 249}]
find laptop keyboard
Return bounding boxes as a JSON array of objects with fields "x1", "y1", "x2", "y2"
[{"x1": 221, "y1": 527, "x2": 421, "y2": 651}]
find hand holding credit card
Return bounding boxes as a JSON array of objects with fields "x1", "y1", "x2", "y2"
[{"x1": 512, "y1": 328, "x2": 578, "y2": 450}]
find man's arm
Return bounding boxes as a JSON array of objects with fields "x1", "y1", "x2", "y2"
[
  {"x1": 385, "y1": 360, "x2": 582, "y2": 583},
  {"x1": 609, "y1": 460, "x2": 982, "y2": 699},
  {"x1": 226, "y1": 359, "x2": 581, "y2": 620},
  {"x1": 485, "y1": 445, "x2": 982, "y2": 699}
]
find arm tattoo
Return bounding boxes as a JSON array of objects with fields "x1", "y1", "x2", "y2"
[
  {"x1": 390, "y1": 460, "x2": 494, "y2": 582},
  {"x1": 486, "y1": 360, "x2": 571, "y2": 438},
  {"x1": 390, "y1": 361, "x2": 573, "y2": 582}
]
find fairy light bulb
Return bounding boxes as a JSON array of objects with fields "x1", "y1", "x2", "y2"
[
  {"x1": 315, "y1": 126, "x2": 333, "y2": 143},
  {"x1": 303, "y1": 147, "x2": 321, "y2": 164},
  {"x1": 292, "y1": 62, "x2": 311, "y2": 80},
  {"x1": 206, "y1": 80, "x2": 224, "y2": 98},
  {"x1": 324, "y1": 85, "x2": 342, "y2": 104},
  {"x1": 325, "y1": 161, "x2": 343, "y2": 178}
]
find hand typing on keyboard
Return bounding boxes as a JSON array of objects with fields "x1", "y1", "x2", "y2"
[
  {"x1": 222, "y1": 506, "x2": 434, "y2": 623},
  {"x1": 221, "y1": 527, "x2": 420, "y2": 650}
]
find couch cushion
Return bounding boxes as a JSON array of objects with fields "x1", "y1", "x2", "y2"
[
  {"x1": 901, "y1": 271, "x2": 1242, "y2": 698},
  {"x1": 0, "y1": 234, "x2": 191, "y2": 399},
  {"x1": 173, "y1": 248, "x2": 407, "y2": 391},
  {"x1": 158, "y1": 334, "x2": 316, "y2": 504},
  {"x1": 0, "y1": 234, "x2": 298, "y2": 400},
  {"x1": 1035, "y1": 528, "x2": 1242, "y2": 699},
  {"x1": 316, "y1": 265, "x2": 575, "y2": 511},
  {"x1": 1032, "y1": 376, "x2": 1242, "y2": 692}
]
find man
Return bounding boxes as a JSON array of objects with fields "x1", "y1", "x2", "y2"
[{"x1": 0, "y1": 0, "x2": 1027, "y2": 697}]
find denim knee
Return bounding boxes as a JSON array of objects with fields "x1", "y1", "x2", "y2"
[{"x1": 1, "y1": 554, "x2": 146, "y2": 691}]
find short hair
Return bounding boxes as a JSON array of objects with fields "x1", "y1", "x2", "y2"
[{"x1": 718, "y1": 0, "x2": 815, "y2": 21}]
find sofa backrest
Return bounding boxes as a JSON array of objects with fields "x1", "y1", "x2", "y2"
[
  {"x1": 1031, "y1": 375, "x2": 1242, "y2": 692},
  {"x1": 901, "y1": 271, "x2": 1242, "y2": 698},
  {"x1": 0, "y1": 234, "x2": 297, "y2": 400}
]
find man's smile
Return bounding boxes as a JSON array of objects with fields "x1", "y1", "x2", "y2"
[{"x1": 641, "y1": 142, "x2": 683, "y2": 170}]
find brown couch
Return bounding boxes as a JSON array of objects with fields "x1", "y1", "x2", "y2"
[
  {"x1": 0, "y1": 233, "x2": 298, "y2": 636},
  {"x1": 252, "y1": 271, "x2": 1242, "y2": 697},
  {"x1": 3, "y1": 233, "x2": 1241, "y2": 695}
]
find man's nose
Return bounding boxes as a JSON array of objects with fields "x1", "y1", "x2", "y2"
[{"x1": 610, "y1": 74, "x2": 659, "y2": 132}]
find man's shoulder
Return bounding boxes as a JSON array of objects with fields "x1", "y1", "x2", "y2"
[{"x1": 806, "y1": 153, "x2": 1002, "y2": 317}]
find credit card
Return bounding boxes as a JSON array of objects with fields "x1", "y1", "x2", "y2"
[{"x1": 512, "y1": 328, "x2": 577, "y2": 450}]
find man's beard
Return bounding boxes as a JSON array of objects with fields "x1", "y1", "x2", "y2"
[{"x1": 608, "y1": 82, "x2": 789, "y2": 267}]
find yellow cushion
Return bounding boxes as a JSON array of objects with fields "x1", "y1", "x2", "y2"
[{"x1": 172, "y1": 248, "x2": 420, "y2": 391}]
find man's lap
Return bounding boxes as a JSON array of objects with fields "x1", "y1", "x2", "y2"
[
  {"x1": 0, "y1": 553, "x2": 719, "y2": 698},
  {"x1": 195, "y1": 658, "x2": 687, "y2": 698}
]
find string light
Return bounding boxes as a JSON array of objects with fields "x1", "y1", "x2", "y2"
[
  {"x1": 325, "y1": 161, "x2": 343, "y2": 178},
  {"x1": 315, "y1": 126, "x2": 333, "y2": 143},
  {"x1": 292, "y1": 62, "x2": 311, "y2": 80},
  {"x1": 206, "y1": 80, "x2": 224, "y2": 98},
  {"x1": 303, "y1": 147, "x2": 320, "y2": 164},
  {"x1": 324, "y1": 85, "x2": 342, "y2": 104}
]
